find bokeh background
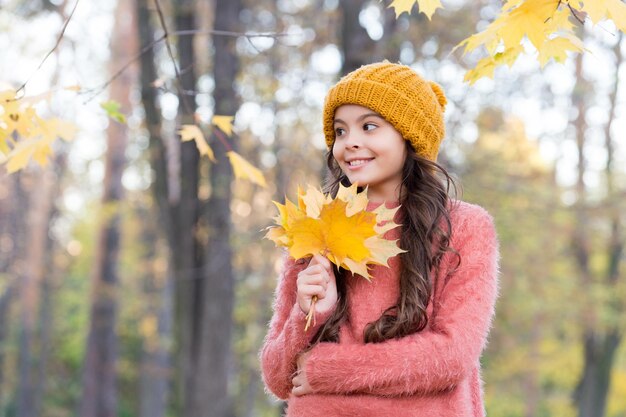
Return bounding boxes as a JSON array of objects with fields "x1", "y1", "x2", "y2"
[{"x1": 1, "y1": 0, "x2": 626, "y2": 416}]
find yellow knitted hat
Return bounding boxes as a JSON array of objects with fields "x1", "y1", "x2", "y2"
[{"x1": 323, "y1": 61, "x2": 447, "y2": 161}]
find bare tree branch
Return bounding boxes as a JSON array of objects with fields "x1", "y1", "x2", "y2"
[{"x1": 15, "y1": 0, "x2": 81, "y2": 98}]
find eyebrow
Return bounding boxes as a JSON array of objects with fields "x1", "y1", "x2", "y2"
[{"x1": 333, "y1": 112, "x2": 384, "y2": 125}]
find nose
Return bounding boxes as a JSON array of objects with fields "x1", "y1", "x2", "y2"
[{"x1": 343, "y1": 131, "x2": 362, "y2": 149}]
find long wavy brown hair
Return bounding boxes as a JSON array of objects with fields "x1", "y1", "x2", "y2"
[{"x1": 310, "y1": 141, "x2": 460, "y2": 344}]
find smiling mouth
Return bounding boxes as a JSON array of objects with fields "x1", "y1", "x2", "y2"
[{"x1": 347, "y1": 158, "x2": 374, "y2": 167}]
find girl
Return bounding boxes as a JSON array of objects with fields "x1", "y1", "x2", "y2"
[{"x1": 260, "y1": 61, "x2": 499, "y2": 417}]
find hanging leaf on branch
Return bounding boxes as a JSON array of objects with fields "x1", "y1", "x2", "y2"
[
  {"x1": 177, "y1": 114, "x2": 267, "y2": 188},
  {"x1": 226, "y1": 150, "x2": 267, "y2": 187},
  {"x1": 0, "y1": 89, "x2": 77, "y2": 173},
  {"x1": 265, "y1": 183, "x2": 405, "y2": 329},
  {"x1": 388, "y1": 0, "x2": 626, "y2": 83},
  {"x1": 100, "y1": 100, "x2": 127, "y2": 124},
  {"x1": 386, "y1": 0, "x2": 442, "y2": 20},
  {"x1": 211, "y1": 115, "x2": 234, "y2": 136},
  {"x1": 453, "y1": 0, "x2": 596, "y2": 84},
  {"x1": 178, "y1": 124, "x2": 216, "y2": 162}
]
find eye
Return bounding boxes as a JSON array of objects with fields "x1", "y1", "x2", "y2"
[
  {"x1": 363, "y1": 122, "x2": 377, "y2": 131},
  {"x1": 334, "y1": 127, "x2": 346, "y2": 137}
]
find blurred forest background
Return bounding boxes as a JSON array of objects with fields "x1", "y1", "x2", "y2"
[{"x1": 1, "y1": 0, "x2": 626, "y2": 416}]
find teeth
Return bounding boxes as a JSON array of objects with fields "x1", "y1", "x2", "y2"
[{"x1": 348, "y1": 159, "x2": 371, "y2": 166}]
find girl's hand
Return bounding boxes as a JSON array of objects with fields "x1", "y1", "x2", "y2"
[
  {"x1": 292, "y1": 351, "x2": 313, "y2": 396},
  {"x1": 296, "y1": 254, "x2": 338, "y2": 315}
]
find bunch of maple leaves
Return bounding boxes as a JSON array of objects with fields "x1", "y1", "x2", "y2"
[
  {"x1": 391, "y1": 0, "x2": 626, "y2": 83},
  {"x1": 265, "y1": 183, "x2": 405, "y2": 329}
]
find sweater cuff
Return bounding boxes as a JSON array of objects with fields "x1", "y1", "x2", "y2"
[{"x1": 304, "y1": 342, "x2": 337, "y2": 393}]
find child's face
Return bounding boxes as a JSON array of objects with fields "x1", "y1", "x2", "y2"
[{"x1": 332, "y1": 104, "x2": 407, "y2": 202}]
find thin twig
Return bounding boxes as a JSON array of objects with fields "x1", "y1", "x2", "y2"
[
  {"x1": 172, "y1": 29, "x2": 292, "y2": 38},
  {"x1": 567, "y1": 3, "x2": 586, "y2": 25},
  {"x1": 153, "y1": 0, "x2": 196, "y2": 116},
  {"x1": 212, "y1": 126, "x2": 233, "y2": 152},
  {"x1": 15, "y1": 0, "x2": 81, "y2": 98},
  {"x1": 80, "y1": 27, "x2": 293, "y2": 103},
  {"x1": 81, "y1": 33, "x2": 167, "y2": 103}
]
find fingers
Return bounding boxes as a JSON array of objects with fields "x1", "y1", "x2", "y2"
[
  {"x1": 299, "y1": 284, "x2": 328, "y2": 300},
  {"x1": 291, "y1": 385, "x2": 305, "y2": 396},
  {"x1": 291, "y1": 369, "x2": 309, "y2": 397},
  {"x1": 310, "y1": 254, "x2": 332, "y2": 274},
  {"x1": 307, "y1": 264, "x2": 331, "y2": 279},
  {"x1": 291, "y1": 370, "x2": 302, "y2": 394},
  {"x1": 297, "y1": 256, "x2": 337, "y2": 314},
  {"x1": 297, "y1": 264, "x2": 331, "y2": 286}
]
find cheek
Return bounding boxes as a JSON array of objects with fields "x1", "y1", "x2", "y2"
[
  {"x1": 391, "y1": 139, "x2": 407, "y2": 165},
  {"x1": 398, "y1": 147, "x2": 408, "y2": 166},
  {"x1": 332, "y1": 145, "x2": 342, "y2": 163}
]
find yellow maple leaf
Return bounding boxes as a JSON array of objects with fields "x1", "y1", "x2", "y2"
[
  {"x1": 463, "y1": 45, "x2": 525, "y2": 84},
  {"x1": 336, "y1": 182, "x2": 369, "y2": 216},
  {"x1": 502, "y1": 0, "x2": 526, "y2": 9},
  {"x1": 32, "y1": 143, "x2": 52, "y2": 167},
  {"x1": 320, "y1": 199, "x2": 378, "y2": 267},
  {"x1": 538, "y1": 35, "x2": 584, "y2": 67},
  {"x1": 226, "y1": 150, "x2": 267, "y2": 187},
  {"x1": 580, "y1": 0, "x2": 608, "y2": 23},
  {"x1": 545, "y1": 5, "x2": 576, "y2": 32},
  {"x1": 37, "y1": 117, "x2": 77, "y2": 142},
  {"x1": 212, "y1": 115, "x2": 235, "y2": 136},
  {"x1": 5, "y1": 138, "x2": 37, "y2": 173},
  {"x1": 387, "y1": 0, "x2": 442, "y2": 20},
  {"x1": 607, "y1": 0, "x2": 626, "y2": 32},
  {"x1": 178, "y1": 124, "x2": 216, "y2": 162},
  {"x1": 0, "y1": 139, "x2": 9, "y2": 155},
  {"x1": 300, "y1": 183, "x2": 331, "y2": 218},
  {"x1": 500, "y1": 0, "x2": 554, "y2": 50},
  {"x1": 453, "y1": 24, "x2": 501, "y2": 55}
]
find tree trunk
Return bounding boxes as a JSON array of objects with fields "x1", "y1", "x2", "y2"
[
  {"x1": 135, "y1": 1, "x2": 173, "y2": 416},
  {"x1": 79, "y1": 1, "x2": 134, "y2": 416},
  {"x1": 572, "y1": 37, "x2": 625, "y2": 417},
  {"x1": 0, "y1": 168, "x2": 27, "y2": 410},
  {"x1": 33, "y1": 250, "x2": 54, "y2": 417},
  {"x1": 192, "y1": 0, "x2": 241, "y2": 416},
  {"x1": 339, "y1": 0, "x2": 376, "y2": 74},
  {"x1": 138, "y1": 206, "x2": 173, "y2": 417},
  {"x1": 575, "y1": 331, "x2": 621, "y2": 417},
  {"x1": 377, "y1": 5, "x2": 400, "y2": 62},
  {"x1": 170, "y1": 0, "x2": 202, "y2": 415},
  {"x1": 0, "y1": 284, "x2": 13, "y2": 408},
  {"x1": 15, "y1": 166, "x2": 55, "y2": 417}
]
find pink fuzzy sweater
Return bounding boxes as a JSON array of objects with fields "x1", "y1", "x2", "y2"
[{"x1": 260, "y1": 200, "x2": 499, "y2": 417}]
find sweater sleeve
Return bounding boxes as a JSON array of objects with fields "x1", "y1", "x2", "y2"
[
  {"x1": 305, "y1": 205, "x2": 500, "y2": 397},
  {"x1": 259, "y1": 252, "x2": 334, "y2": 400}
]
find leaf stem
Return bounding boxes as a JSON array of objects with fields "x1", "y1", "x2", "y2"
[{"x1": 304, "y1": 296, "x2": 317, "y2": 331}]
